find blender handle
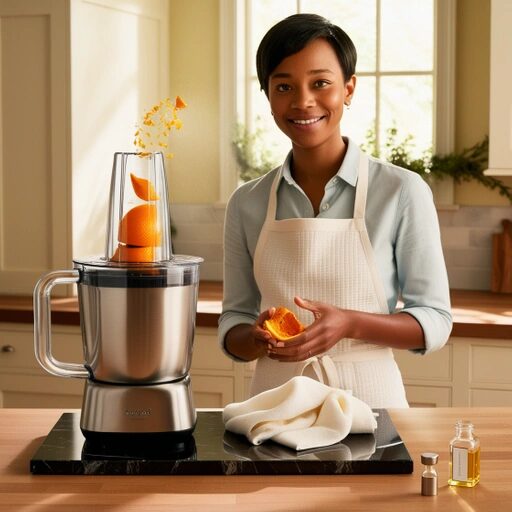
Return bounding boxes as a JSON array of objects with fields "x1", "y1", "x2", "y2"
[{"x1": 33, "y1": 270, "x2": 89, "y2": 379}]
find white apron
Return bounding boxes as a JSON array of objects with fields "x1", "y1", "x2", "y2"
[{"x1": 251, "y1": 151, "x2": 409, "y2": 408}]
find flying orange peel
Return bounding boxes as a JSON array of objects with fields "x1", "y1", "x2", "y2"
[{"x1": 134, "y1": 96, "x2": 187, "y2": 159}]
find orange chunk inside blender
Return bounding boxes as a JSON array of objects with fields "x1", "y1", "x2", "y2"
[
  {"x1": 113, "y1": 174, "x2": 161, "y2": 263},
  {"x1": 118, "y1": 204, "x2": 161, "y2": 247},
  {"x1": 130, "y1": 173, "x2": 159, "y2": 201},
  {"x1": 263, "y1": 307, "x2": 305, "y2": 341},
  {"x1": 111, "y1": 245, "x2": 155, "y2": 263}
]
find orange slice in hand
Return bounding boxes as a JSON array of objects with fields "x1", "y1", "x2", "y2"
[
  {"x1": 130, "y1": 173, "x2": 159, "y2": 201},
  {"x1": 263, "y1": 307, "x2": 305, "y2": 341},
  {"x1": 118, "y1": 204, "x2": 161, "y2": 247}
]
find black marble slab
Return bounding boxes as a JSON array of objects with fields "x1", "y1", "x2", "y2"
[{"x1": 30, "y1": 410, "x2": 413, "y2": 475}]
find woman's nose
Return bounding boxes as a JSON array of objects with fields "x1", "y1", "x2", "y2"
[{"x1": 291, "y1": 86, "x2": 315, "y2": 109}]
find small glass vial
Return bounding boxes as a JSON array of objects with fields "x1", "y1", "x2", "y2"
[
  {"x1": 421, "y1": 452, "x2": 439, "y2": 496},
  {"x1": 448, "y1": 419, "x2": 480, "y2": 487}
]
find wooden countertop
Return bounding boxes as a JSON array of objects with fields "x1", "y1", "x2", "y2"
[
  {"x1": 1, "y1": 282, "x2": 511, "y2": 339},
  {"x1": 1, "y1": 407, "x2": 511, "y2": 511}
]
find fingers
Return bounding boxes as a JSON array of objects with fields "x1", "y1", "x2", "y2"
[
  {"x1": 256, "y1": 307, "x2": 275, "y2": 325},
  {"x1": 267, "y1": 343, "x2": 317, "y2": 362},
  {"x1": 294, "y1": 296, "x2": 325, "y2": 321},
  {"x1": 294, "y1": 296, "x2": 316, "y2": 310}
]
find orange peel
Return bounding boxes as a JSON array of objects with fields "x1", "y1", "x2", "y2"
[
  {"x1": 263, "y1": 307, "x2": 305, "y2": 341},
  {"x1": 175, "y1": 95, "x2": 187, "y2": 109}
]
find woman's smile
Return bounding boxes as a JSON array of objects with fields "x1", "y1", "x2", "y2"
[{"x1": 289, "y1": 116, "x2": 326, "y2": 126}]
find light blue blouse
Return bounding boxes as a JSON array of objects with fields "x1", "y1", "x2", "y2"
[{"x1": 219, "y1": 138, "x2": 452, "y2": 358}]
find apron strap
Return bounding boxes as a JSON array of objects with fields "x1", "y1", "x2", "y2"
[
  {"x1": 297, "y1": 356, "x2": 325, "y2": 384},
  {"x1": 297, "y1": 355, "x2": 341, "y2": 389},
  {"x1": 353, "y1": 153, "x2": 369, "y2": 220},
  {"x1": 264, "y1": 165, "x2": 284, "y2": 224}
]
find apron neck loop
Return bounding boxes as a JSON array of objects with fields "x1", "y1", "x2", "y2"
[{"x1": 267, "y1": 151, "x2": 370, "y2": 221}]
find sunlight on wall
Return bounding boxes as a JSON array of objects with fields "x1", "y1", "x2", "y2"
[{"x1": 71, "y1": 1, "x2": 164, "y2": 259}]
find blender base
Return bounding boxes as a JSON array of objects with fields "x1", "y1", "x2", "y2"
[{"x1": 80, "y1": 376, "x2": 196, "y2": 441}]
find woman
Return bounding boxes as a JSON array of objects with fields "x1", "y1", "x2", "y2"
[{"x1": 218, "y1": 14, "x2": 452, "y2": 408}]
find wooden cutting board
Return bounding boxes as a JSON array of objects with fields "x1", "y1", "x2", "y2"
[{"x1": 491, "y1": 218, "x2": 512, "y2": 293}]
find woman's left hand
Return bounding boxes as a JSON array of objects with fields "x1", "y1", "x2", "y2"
[{"x1": 267, "y1": 296, "x2": 352, "y2": 362}]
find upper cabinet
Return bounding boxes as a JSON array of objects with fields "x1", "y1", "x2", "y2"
[
  {"x1": 0, "y1": 0, "x2": 169, "y2": 295},
  {"x1": 486, "y1": 0, "x2": 512, "y2": 176}
]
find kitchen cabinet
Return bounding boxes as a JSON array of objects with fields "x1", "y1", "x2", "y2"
[
  {"x1": 394, "y1": 336, "x2": 512, "y2": 407},
  {"x1": 2, "y1": 322, "x2": 512, "y2": 408},
  {"x1": 0, "y1": 324, "x2": 254, "y2": 409},
  {"x1": 0, "y1": 323, "x2": 84, "y2": 407},
  {"x1": 486, "y1": 0, "x2": 512, "y2": 176}
]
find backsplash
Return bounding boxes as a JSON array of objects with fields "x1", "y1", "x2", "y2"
[
  {"x1": 438, "y1": 206, "x2": 511, "y2": 290},
  {"x1": 171, "y1": 204, "x2": 512, "y2": 290}
]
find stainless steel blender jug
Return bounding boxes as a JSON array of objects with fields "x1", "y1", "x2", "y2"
[{"x1": 34, "y1": 152, "x2": 202, "y2": 441}]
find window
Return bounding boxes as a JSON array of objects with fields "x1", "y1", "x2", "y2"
[{"x1": 219, "y1": 0, "x2": 455, "y2": 201}]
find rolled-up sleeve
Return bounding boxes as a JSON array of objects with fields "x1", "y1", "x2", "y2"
[
  {"x1": 393, "y1": 173, "x2": 453, "y2": 354},
  {"x1": 218, "y1": 186, "x2": 261, "y2": 361}
]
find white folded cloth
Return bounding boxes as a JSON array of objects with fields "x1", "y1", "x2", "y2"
[{"x1": 223, "y1": 376, "x2": 377, "y2": 451}]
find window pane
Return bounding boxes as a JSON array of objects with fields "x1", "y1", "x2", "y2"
[
  {"x1": 342, "y1": 76, "x2": 376, "y2": 146},
  {"x1": 380, "y1": 75, "x2": 433, "y2": 158},
  {"x1": 301, "y1": 0, "x2": 376, "y2": 72},
  {"x1": 380, "y1": 0, "x2": 433, "y2": 71},
  {"x1": 251, "y1": 79, "x2": 290, "y2": 165},
  {"x1": 250, "y1": 0, "x2": 297, "y2": 77}
]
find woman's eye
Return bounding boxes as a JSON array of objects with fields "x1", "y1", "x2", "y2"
[
  {"x1": 276, "y1": 83, "x2": 291, "y2": 92},
  {"x1": 315, "y1": 80, "x2": 330, "y2": 88}
]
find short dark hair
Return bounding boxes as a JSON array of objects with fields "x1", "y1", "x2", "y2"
[{"x1": 256, "y1": 13, "x2": 357, "y2": 96}]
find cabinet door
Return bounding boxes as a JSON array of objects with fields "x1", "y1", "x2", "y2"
[
  {"x1": 403, "y1": 384, "x2": 452, "y2": 408},
  {"x1": 0, "y1": 323, "x2": 84, "y2": 408},
  {"x1": 488, "y1": 0, "x2": 512, "y2": 174},
  {"x1": 0, "y1": 0, "x2": 71, "y2": 294},
  {"x1": 190, "y1": 375, "x2": 234, "y2": 408},
  {"x1": 0, "y1": 373, "x2": 84, "y2": 408}
]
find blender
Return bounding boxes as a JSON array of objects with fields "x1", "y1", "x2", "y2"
[{"x1": 33, "y1": 152, "x2": 202, "y2": 442}]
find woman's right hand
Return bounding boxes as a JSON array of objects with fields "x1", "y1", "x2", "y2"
[
  {"x1": 252, "y1": 307, "x2": 276, "y2": 357},
  {"x1": 224, "y1": 307, "x2": 276, "y2": 361}
]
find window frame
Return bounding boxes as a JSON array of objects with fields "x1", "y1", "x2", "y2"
[{"x1": 218, "y1": 0, "x2": 457, "y2": 204}]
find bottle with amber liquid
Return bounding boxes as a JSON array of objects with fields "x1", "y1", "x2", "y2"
[{"x1": 448, "y1": 420, "x2": 480, "y2": 487}]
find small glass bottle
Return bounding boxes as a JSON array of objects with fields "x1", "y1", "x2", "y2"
[
  {"x1": 448, "y1": 419, "x2": 480, "y2": 487},
  {"x1": 421, "y1": 452, "x2": 439, "y2": 496}
]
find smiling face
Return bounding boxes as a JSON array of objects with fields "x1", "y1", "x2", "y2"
[{"x1": 268, "y1": 38, "x2": 355, "y2": 152}]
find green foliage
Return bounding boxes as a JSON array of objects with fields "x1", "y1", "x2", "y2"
[
  {"x1": 233, "y1": 122, "x2": 512, "y2": 202},
  {"x1": 363, "y1": 127, "x2": 512, "y2": 202},
  {"x1": 233, "y1": 121, "x2": 279, "y2": 182}
]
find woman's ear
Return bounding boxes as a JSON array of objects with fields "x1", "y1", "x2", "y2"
[{"x1": 344, "y1": 74, "x2": 357, "y2": 106}]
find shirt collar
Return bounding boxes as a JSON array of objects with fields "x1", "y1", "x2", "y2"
[{"x1": 280, "y1": 137, "x2": 360, "y2": 188}]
